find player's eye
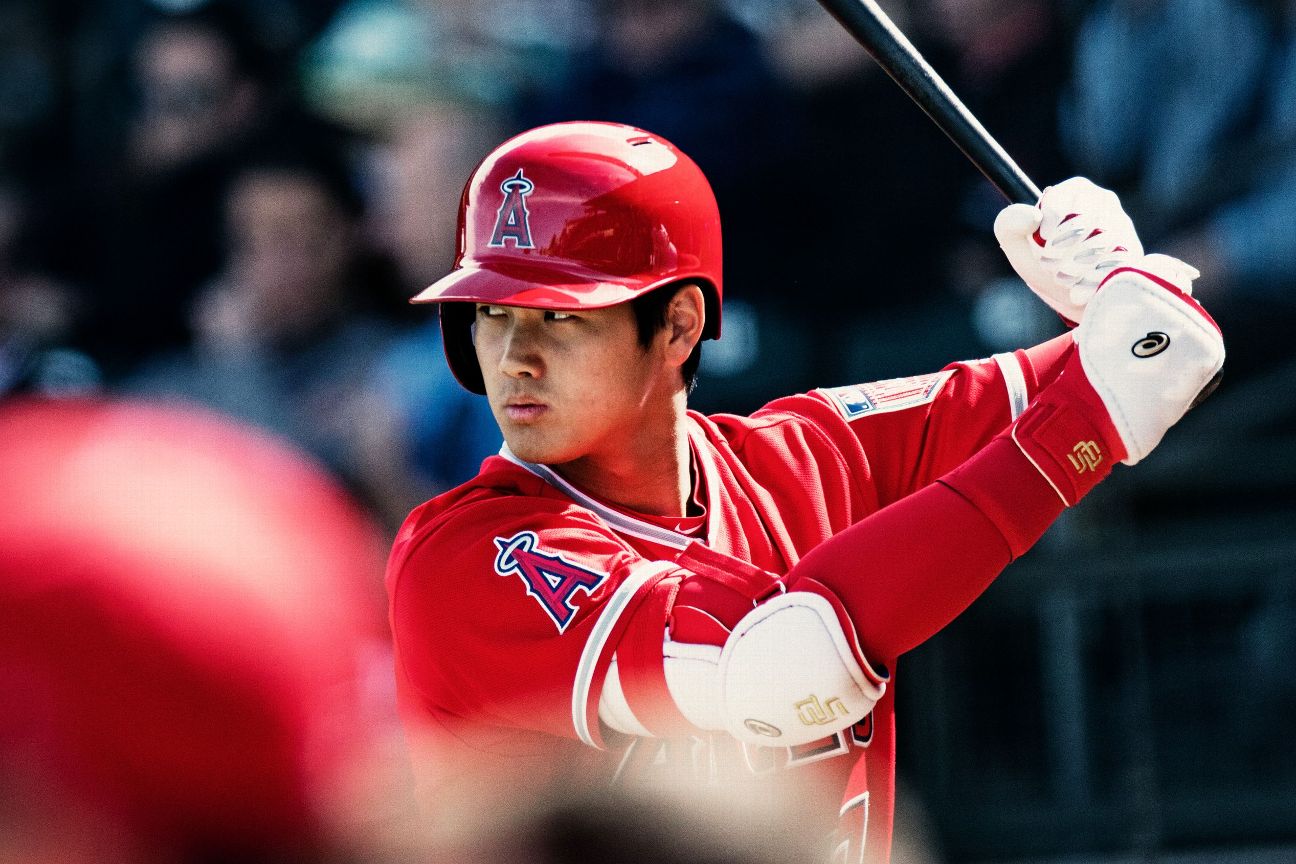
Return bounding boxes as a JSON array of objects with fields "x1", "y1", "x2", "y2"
[
  {"x1": 545, "y1": 310, "x2": 576, "y2": 321},
  {"x1": 476, "y1": 304, "x2": 506, "y2": 318}
]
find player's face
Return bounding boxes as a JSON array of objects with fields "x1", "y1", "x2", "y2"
[{"x1": 473, "y1": 302, "x2": 662, "y2": 466}]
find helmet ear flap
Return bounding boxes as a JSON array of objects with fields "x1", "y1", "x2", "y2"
[
  {"x1": 439, "y1": 303, "x2": 486, "y2": 395},
  {"x1": 699, "y1": 279, "x2": 722, "y2": 341}
]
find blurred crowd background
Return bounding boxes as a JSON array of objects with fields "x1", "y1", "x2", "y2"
[{"x1": 0, "y1": 0, "x2": 1293, "y2": 861}]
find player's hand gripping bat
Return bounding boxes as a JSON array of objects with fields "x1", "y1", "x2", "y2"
[{"x1": 815, "y1": 0, "x2": 1221, "y2": 405}]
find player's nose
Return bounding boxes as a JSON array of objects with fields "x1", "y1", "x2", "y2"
[{"x1": 497, "y1": 319, "x2": 544, "y2": 380}]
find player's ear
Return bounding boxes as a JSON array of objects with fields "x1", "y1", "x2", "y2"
[{"x1": 663, "y1": 283, "x2": 706, "y2": 366}]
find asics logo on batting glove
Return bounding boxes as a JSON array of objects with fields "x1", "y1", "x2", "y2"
[
  {"x1": 1131, "y1": 331, "x2": 1171, "y2": 358},
  {"x1": 995, "y1": 177, "x2": 1148, "y2": 325}
]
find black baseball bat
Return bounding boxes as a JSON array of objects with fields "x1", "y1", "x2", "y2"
[{"x1": 815, "y1": 0, "x2": 1041, "y2": 204}]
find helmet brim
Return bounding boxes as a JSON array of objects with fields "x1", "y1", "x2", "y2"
[{"x1": 411, "y1": 260, "x2": 674, "y2": 311}]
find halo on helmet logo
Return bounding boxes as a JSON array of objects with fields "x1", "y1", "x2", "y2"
[
  {"x1": 488, "y1": 168, "x2": 536, "y2": 249},
  {"x1": 1132, "y1": 331, "x2": 1171, "y2": 358}
]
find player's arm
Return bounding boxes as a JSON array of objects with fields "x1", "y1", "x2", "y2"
[
  {"x1": 792, "y1": 331, "x2": 1075, "y2": 507},
  {"x1": 807, "y1": 180, "x2": 1178, "y2": 501},
  {"x1": 388, "y1": 501, "x2": 683, "y2": 751},
  {"x1": 608, "y1": 259, "x2": 1223, "y2": 746},
  {"x1": 787, "y1": 256, "x2": 1223, "y2": 663}
]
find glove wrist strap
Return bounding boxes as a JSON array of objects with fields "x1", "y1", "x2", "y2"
[{"x1": 1010, "y1": 356, "x2": 1124, "y2": 507}]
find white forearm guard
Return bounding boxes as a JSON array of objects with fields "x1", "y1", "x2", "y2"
[{"x1": 600, "y1": 591, "x2": 887, "y2": 747}]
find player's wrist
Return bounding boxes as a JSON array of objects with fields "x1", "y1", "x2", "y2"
[
  {"x1": 1074, "y1": 260, "x2": 1222, "y2": 465},
  {"x1": 1008, "y1": 358, "x2": 1122, "y2": 507}
]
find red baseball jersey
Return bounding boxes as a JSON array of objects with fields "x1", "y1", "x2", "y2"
[{"x1": 388, "y1": 342, "x2": 1068, "y2": 862}]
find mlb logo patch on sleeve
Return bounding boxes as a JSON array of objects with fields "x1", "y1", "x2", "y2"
[{"x1": 818, "y1": 370, "x2": 955, "y2": 420}]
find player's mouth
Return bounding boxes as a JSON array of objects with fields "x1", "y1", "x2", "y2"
[{"x1": 503, "y1": 399, "x2": 548, "y2": 423}]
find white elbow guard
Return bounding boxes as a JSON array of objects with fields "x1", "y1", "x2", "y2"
[{"x1": 665, "y1": 591, "x2": 887, "y2": 747}]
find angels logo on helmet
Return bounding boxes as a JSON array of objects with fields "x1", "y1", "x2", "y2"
[{"x1": 488, "y1": 168, "x2": 536, "y2": 249}]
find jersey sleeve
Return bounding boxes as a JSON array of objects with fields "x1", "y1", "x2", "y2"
[
  {"x1": 760, "y1": 333, "x2": 1074, "y2": 506},
  {"x1": 387, "y1": 497, "x2": 678, "y2": 752}
]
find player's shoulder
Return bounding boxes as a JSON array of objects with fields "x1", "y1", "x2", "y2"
[
  {"x1": 395, "y1": 456, "x2": 599, "y2": 549},
  {"x1": 749, "y1": 360, "x2": 995, "y2": 432},
  {"x1": 692, "y1": 369, "x2": 960, "y2": 442},
  {"x1": 690, "y1": 365, "x2": 977, "y2": 465},
  {"x1": 689, "y1": 395, "x2": 855, "y2": 481},
  {"x1": 692, "y1": 393, "x2": 837, "y2": 444},
  {"x1": 388, "y1": 455, "x2": 632, "y2": 589},
  {"x1": 691, "y1": 380, "x2": 894, "y2": 453}
]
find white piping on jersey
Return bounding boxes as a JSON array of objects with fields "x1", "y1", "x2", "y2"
[
  {"x1": 498, "y1": 428, "x2": 719, "y2": 550},
  {"x1": 837, "y1": 791, "x2": 870, "y2": 864},
  {"x1": 999, "y1": 352, "x2": 1071, "y2": 505},
  {"x1": 571, "y1": 559, "x2": 676, "y2": 748},
  {"x1": 992, "y1": 352, "x2": 1031, "y2": 420}
]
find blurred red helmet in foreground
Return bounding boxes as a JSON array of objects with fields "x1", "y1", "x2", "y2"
[{"x1": 0, "y1": 398, "x2": 385, "y2": 862}]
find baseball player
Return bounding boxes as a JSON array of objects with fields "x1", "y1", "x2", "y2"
[{"x1": 387, "y1": 122, "x2": 1224, "y2": 862}]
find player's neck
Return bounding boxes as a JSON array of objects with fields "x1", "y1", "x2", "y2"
[{"x1": 551, "y1": 393, "x2": 692, "y2": 517}]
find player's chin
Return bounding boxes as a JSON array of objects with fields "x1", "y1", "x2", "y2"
[{"x1": 500, "y1": 428, "x2": 574, "y2": 466}]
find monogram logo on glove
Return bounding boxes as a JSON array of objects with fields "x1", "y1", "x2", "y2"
[
  {"x1": 1132, "y1": 331, "x2": 1171, "y2": 358},
  {"x1": 796, "y1": 694, "x2": 849, "y2": 727},
  {"x1": 1067, "y1": 440, "x2": 1103, "y2": 473}
]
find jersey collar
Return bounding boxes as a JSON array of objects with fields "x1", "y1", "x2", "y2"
[{"x1": 497, "y1": 421, "x2": 720, "y2": 551}]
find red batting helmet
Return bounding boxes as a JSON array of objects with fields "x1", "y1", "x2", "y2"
[{"x1": 412, "y1": 121, "x2": 723, "y2": 394}]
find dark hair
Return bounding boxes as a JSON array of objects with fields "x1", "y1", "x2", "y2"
[{"x1": 629, "y1": 282, "x2": 706, "y2": 393}]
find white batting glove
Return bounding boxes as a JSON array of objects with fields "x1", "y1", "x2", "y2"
[
  {"x1": 994, "y1": 177, "x2": 1192, "y2": 325},
  {"x1": 1010, "y1": 254, "x2": 1224, "y2": 505}
]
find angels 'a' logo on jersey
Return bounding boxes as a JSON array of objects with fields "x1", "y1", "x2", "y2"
[
  {"x1": 488, "y1": 169, "x2": 536, "y2": 249},
  {"x1": 493, "y1": 531, "x2": 608, "y2": 632}
]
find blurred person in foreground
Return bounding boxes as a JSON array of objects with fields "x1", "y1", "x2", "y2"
[
  {"x1": 426, "y1": 776, "x2": 938, "y2": 864},
  {"x1": 386, "y1": 121, "x2": 1223, "y2": 862},
  {"x1": 0, "y1": 397, "x2": 391, "y2": 863}
]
